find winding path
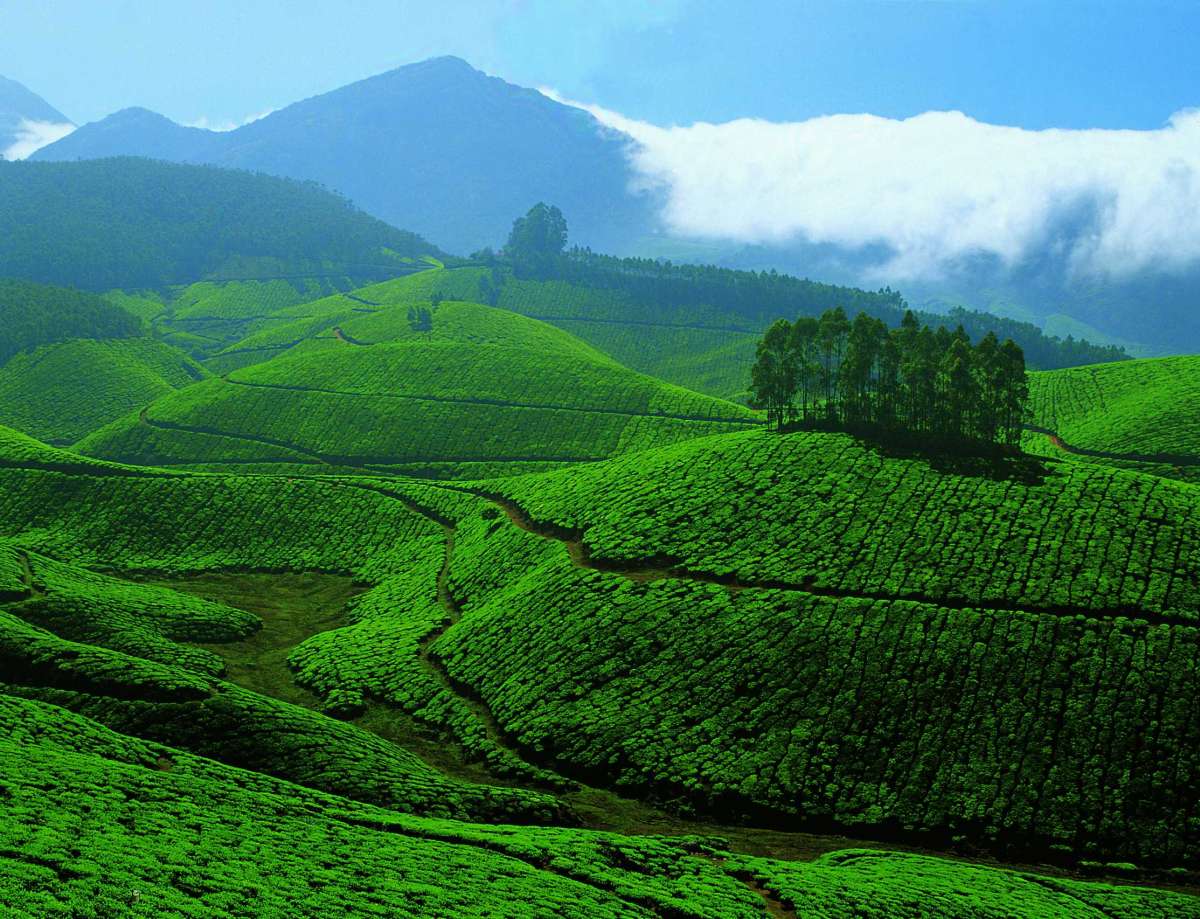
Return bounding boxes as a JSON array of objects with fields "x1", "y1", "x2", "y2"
[
  {"x1": 443, "y1": 484, "x2": 1199, "y2": 629},
  {"x1": 1027, "y1": 424, "x2": 1200, "y2": 469}
]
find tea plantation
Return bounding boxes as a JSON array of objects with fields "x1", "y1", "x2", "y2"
[
  {"x1": 0, "y1": 338, "x2": 207, "y2": 444},
  {"x1": 77, "y1": 302, "x2": 758, "y2": 472},
  {"x1": 1027, "y1": 355, "x2": 1200, "y2": 482},
  {"x1": 2, "y1": 260, "x2": 1198, "y2": 915}
]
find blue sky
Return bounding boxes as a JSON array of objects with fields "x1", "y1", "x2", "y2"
[{"x1": 1, "y1": 0, "x2": 1195, "y2": 129}]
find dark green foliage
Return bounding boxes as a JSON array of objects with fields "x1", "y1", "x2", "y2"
[
  {"x1": 506, "y1": 202, "x2": 569, "y2": 275},
  {"x1": 0, "y1": 279, "x2": 142, "y2": 365},
  {"x1": 0, "y1": 158, "x2": 443, "y2": 290},
  {"x1": 541, "y1": 250, "x2": 1126, "y2": 368},
  {"x1": 751, "y1": 308, "x2": 1029, "y2": 447}
]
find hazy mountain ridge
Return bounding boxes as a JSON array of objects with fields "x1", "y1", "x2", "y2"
[
  {"x1": 0, "y1": 75, "x2": 74, "y2": 159},
  {"x1": 34, "y1": 57, "x2": 659, "y2": 255}
]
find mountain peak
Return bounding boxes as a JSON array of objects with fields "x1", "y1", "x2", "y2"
[{"x1": 0, "y1": 75, "x2": 72, "y2": 125}]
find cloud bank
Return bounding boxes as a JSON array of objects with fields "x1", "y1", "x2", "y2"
[
  {"x1": 543, "y1": 89, "x2": 1200, "y2": 281},
  {"x1": 3, "y1": 119, "x2": 76, "y2": 160}
]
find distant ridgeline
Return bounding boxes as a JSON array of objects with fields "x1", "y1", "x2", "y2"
[
  {"x1": 750, "y1": 308, "x2": 1029, "y2": 449},
  {"x1": 0, "y1": 158, "x2": 445, "y2": 290},
  {"x1": 495, "y1": 247, "x2": 1128, "y2": 372}
]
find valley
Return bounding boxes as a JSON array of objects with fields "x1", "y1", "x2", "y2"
[{"x1": 1, "y1": 29, "x2": 1199, "y2": 914}]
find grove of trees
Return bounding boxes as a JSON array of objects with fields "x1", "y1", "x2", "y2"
[{"x1": 750, "y1": 307, "x2": 1029, "y2": 447}]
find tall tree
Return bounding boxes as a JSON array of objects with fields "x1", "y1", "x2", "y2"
[
  {"x1": 817, "y1": 307, "x2": 850, "y2": 421},
  {"x1": 750, "y1": 319, "x2": 797, "y2": 430},
  {"x1": 788, "y1": 316, "x2": 820, "y2": 422},
  {"x1": 506, "y1": 203, "x2": 568, "y2": 275}
]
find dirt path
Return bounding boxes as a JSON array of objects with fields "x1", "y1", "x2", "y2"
[
  {"x1": 446, "y1": 485, "x2": 1199, "y2": 628},
  {"x1": 1027, "y1": 424, "x2": 1200, "y2": 468}
]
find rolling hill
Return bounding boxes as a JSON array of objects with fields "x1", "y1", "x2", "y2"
[
  {"x1": 481, "y1": 255, "x2": 1128, "y2": 400},
  {"x1": 0, "y1": 338, "x2": 207, "y2": 445},
  {"x1": 76, "y1": 289, "x2": 759, "y2": 475},
  {"x1": 0, "y1": 279, "x2": 143, "y2": 364},
  {"x1": 1025, "y1": 355, "x2": 1200, "y2": 482},
  {"x1": 340, "y1": 429, "x2": 1200, "y2": 866},
  {"x1": 9, "y1": 689, "x2": 1193, "y2": 916},
  {"x1": 0, "y1": 421, "x2": 1197, "y2": 915},
  {"x1": 32, "y1": 57, "x2": 656, "y2": 256},
  {"x1": 0, "y1": 158, "x2": 443, "y2": 290}
]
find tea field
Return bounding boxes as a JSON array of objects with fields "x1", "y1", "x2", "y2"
[{"x1": 1026, "y1": 356, "x2": 1200, "y2": 482}]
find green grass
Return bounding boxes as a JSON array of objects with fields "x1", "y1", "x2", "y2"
[{"x1": 0, "y1": 338, "x2": 207, "y2": 445}]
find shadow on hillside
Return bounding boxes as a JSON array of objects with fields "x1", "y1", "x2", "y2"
[{"x1": 779, "y1": 420, "x2": 1054, "y2": 485}]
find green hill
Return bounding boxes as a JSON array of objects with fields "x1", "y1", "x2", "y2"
[
  {"x1": 1027, "y1": 355, "x2": 1200, "y2": 482},
  {"x1": 0, "y1": 424, "x2": 1197, "y2": 911},
  {"x1": 476, "y1": 254, "x2": 1129, "y2": 401},
  {"x1": 0, "y1": 279, "x2": 143, "y2": 365},
  {"x1": 312, "y1": 429, "x2": 1200, "y2": 867},
  {"x1": 0, "y1": 338, "x2": 207, "y2": 444},
  {"x1": 0, "y1": 157, "x2": 444, "y2": 291},
  {"x1": 8, "y1": 692, "x2": 1193, "y2": 918},
  {"x1": 77, "y1": 296, "x2": 759, "y2": 475}
]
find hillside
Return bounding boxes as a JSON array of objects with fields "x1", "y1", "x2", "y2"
[
  {"x1": 0, "y1": 279, "x2": 143, "y2": 364},
  {"x1": 0, "y1": 426, "x2": 1197, "y2": 912},
  {"x1": 339, "y1": 429, "x2": 1200, "y2": 867},
  {"x1": 0, "y1": 158, "x2": 443, "y2": 290},
  {"x1": 1026, "y1": 355, "x2": 1200, "y2": 482},
  {"x1": 32, "y1": 57, "x2": 656, "y2": 255},
  {"x1": 8, "y1": 692, "x2": 1194, "y2": 917},
  {"x1": 0, "y1": 338, "x2": 207, "y2": 444},
  {"x1": 76, "y1": 293, "x2": 759, "y2": 475},
  {"x1": 480, "y1": 255, "x2": 1128, "y2": 400}
]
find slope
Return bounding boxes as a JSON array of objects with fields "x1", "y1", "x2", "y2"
[
  {"x1": 287, "y1": 428, "x2": 1200, "y2": 867},
  {"x1": 0, "y1": 74, "x2": 72, "y2": 160},
  {"x1": 32, "y1": 57, "x2": 656, "y2": 255},
  {"x1": 77, "y1": 296, "x2": 759, "y2": 475},
  {"x1": 0, "y1": 338, "x2": 207, "y2": 444},
  {"x1": 484, "y1": 256, "x2": 1128, "y2": 401},
  {"x1": 0, "y1": 279, "x2": 143, "y2": 365},
  {"x1": 1026, "y1": 355, "x2": 1200, "y2": 482},
  {"x1": 3, "y1": 423, "x2": 1200, "y2": 905},
  {"x1": 0, "y1": 158, "x2": 443, "y2": 291},
  {"x1": 7, "y1": 693, "x2": 1192, "y2": 918}
]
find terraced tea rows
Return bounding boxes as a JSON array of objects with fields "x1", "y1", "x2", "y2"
[
  {"x1": 0, "y1": 338, "x2": 207, "y2": 445},
  {"x1": 495, "y1": 429, "x2": 1200, "y2": 622},
  {"x1": 78, "y1": 302, "x2": 758, "y2": 471},
  {"x1": 1027, "y1": 356, "x2": 1200, "y2": 482},
  {"x1": 12, "y1": 688, "x2": 1188, "y2": 917}
]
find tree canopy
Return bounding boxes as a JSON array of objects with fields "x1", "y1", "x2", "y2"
[
  {"x1": 751, "y1": 307, "x2": 1029, "y2": 448},
  {"x1": 505, "y1": 203, "x2": 568, "y2": 273}
]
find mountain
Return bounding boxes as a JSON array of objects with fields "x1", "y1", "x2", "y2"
[
  {"x1": 33, "y1": 56, "x2": 657, "y2": 255},
  {"x1": 0, "y1": 158, "x2": 444, "y2": 289},
  {"x1": 0, "y1": 75, "x2": 73, "y2": 160}
]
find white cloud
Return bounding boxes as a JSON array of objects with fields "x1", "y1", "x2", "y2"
[
  {"x1": 542, "y1": 88, "x2": 1200, "y2": 281},
  {"x1": 183, "y1": 108, "x2": 276, "y2": 133},
  {"x1": 3, "y1": 119, "x2": 76, "y2": 160}
]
